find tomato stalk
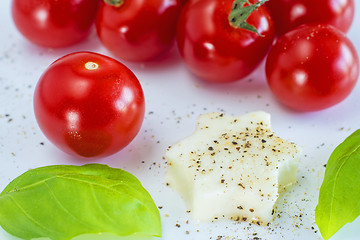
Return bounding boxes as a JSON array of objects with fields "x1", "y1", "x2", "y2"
[
  {"x1": 228, "y1": 0, "x2": 269, "y2": 36},
  {"x1": 104, "y1": 0, "x2": 123, "y2": 7}
]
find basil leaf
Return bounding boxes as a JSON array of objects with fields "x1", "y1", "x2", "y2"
[
  {"x1": 0, "y1": 164, "x2": 161, "y2": 240},
  {"x1": 315, "y1": 129, "x2": 360, "y2": 240}
]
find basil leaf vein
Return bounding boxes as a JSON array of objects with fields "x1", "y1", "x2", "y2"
[{"x1": 315, "y1": 130, "x2": 360, "y2": 240}]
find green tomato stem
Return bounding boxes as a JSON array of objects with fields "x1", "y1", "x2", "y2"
[
  {"x1": 104, "y1": 0, "x2": 123, "y2": 7},
  {"x1": 228, "y1": 0, "x2": 269, "y2": 36}
]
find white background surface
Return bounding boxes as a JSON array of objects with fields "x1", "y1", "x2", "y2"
[{"x1": 1, "y1": 0, "x2": 360, "y2": 240}]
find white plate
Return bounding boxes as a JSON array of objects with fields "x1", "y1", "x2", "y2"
[{"x1": 1, "y1": 1, "x2": 360, "y2": 239}]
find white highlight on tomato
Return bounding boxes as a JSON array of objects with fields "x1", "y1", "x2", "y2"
[
  {"x1": 85, "y1": 62, "x2": 99, "y2": 70},
  {"x1": 34, "y1": 8, "x2": 48, "y2": 28},
  {"x1": 336, "y1": 43, "x2": 357, "y2": 75},
  {"x1": 296, "y1": 39, "x2": 313, "y2": 62},
  {"x1": 290, "y1": 3, "x2": 306, "y2": 22},
  {"x1": 115, "y1": 86, "x2": 135, "y2": 112},
  {"x1": 203, "y1": 42, "x2": 215, "y2": 51},
  {"x1": 66, "y1": 111, "x2": 80, "y2": 130},
  {"x1": 119, "y1": 26, "x2": 129, "y2": 35},
  {"x1": 293, "y1": 69, "x2": 308, "y2": 86},
  {"x1": 330, "y1": 0, "x2": 348, "y2": 14}
]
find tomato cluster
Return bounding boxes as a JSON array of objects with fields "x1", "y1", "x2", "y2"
[
  {"x1": 12, "y1": 0, "x2": 182, "y2": 61},
  {"x1": 12, "y1": 0, "x2": 359, "y2": 158}
]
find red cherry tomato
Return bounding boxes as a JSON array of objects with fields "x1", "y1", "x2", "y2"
[
  {"x1": 96, "y1": 0, "x2": 182, "y2": 62},
  {"x1": 34, "y1": 52, "x2": 145, "y2": 158},
  {"x1": 177, "y1": 0, "x2": 275, "y2": 83},
  {"x1": 12, "y1": 0, "x2": 100, "y2": 48},
  {"x1": 265, "y1": 24, "x2": 359, "y2": 112},
  {"x1": 180, "y1": 0, "x2": 191, "y2": 6},
  {"x1": 266, "y1": 0, "x2": 354, "y2": 36}
]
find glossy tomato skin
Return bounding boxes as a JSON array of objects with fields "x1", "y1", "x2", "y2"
[
  {"x1": 96, "y1": 0, "x2": 182, "y2": 62},
  {"x1": 34, "y1": 52, "x2": 145, "y2": 158},
  {"x1": 266, "y1": 24, "x2": 359, "y2": 112},
  {"x1": 12, "y1": 0, "x2": 100, "y2": 48},
  {"x1": 177, "y1": 0, "x2": 275, "y2": 83},
  {"x1": 266, "y1": 0, "x2": 354, "y2": 36}
]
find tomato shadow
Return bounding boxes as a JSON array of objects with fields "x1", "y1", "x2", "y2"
[
  {"x1": 115, "y1": 44, "x2": 183, "y2": 74},
  {"x1": 51, "y1": 130, "x2": 157, "y2": 169},
  {"x1": 100, "y1": 119, "x2": 167, "y2": 173},
  {"x1": 191, "y1": 60, "x2": 269, "y2": 92},
  {"x1": 19, "y1": 29, "x2": 105, "y2": 61}
]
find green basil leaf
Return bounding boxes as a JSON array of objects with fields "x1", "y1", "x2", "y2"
[
  {"x1": 315, "y1": 129, "x2": 360, "y2": 240},
  {"x1": 0, "y1": 164, "x2": 161, "y2": 240}
]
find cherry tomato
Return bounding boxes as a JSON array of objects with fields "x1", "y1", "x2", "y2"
[
  {"x1": 12, "y1": 0, "x2": 100, "y2": 48},
  {"x1": 177, "y1": 0, "x2": 275, "y2": 83},
  {"x1": 34, "y1": 52, "x2": 145, "y2": 158},
  {"x1": 96, "y1": 0, "x2": 182, "y2": 62},
  {"x1": 266, "y1": 0, "x2": 354, "y2": 36},
  {"x1": 265, "y1": 24, "x2": 359, "y2": 112},
  {"x1": 180, "y1": 0, "x2": 190, "y2": 6}
]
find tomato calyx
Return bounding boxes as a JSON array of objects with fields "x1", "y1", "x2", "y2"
[
  {"x1": 228, "y1": 0, "x2": 268, "y2": 36},
  {"x1": 104, "y1": 0, "x2": 123, "y2": 7}
]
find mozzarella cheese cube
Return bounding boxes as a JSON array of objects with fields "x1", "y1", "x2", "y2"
[{"x1": 166, "y1": 111, "x2": 300, "y2": 225}]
